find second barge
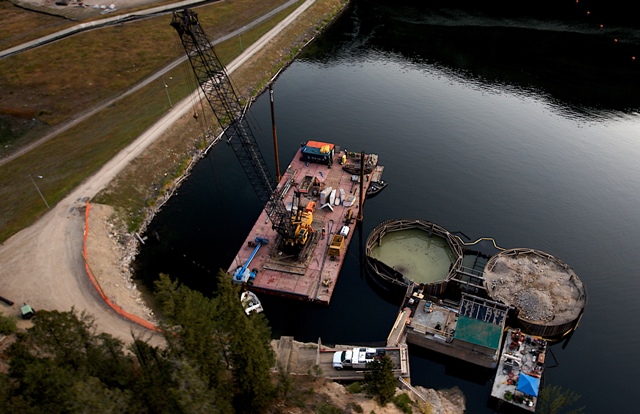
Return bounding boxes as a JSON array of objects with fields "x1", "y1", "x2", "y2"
[{"x1": 228, "y1": 141, "x2": 382, "y2": 305}]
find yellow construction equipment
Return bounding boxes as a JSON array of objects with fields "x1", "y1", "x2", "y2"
[
  {"x1": 286, "y1": 200, "x2": 316, "y2": 247},
  {"x1": 327, "y1": 234, "x2": 345, "y2": 259}
]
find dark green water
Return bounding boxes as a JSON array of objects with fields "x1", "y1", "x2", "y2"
[{"x1": 135, "y1": 1, "x2": 640, "y2": 411}]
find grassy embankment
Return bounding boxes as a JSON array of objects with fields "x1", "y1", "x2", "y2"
[
  {"x1": 0, "y1": 0, "x2": 347, "y2": 243},
  {"x1": 95, "y1": 0, "x2": 350, "y2": 233},
  {"x1": 0, "y1": 0, "x2": 200, "y2": 48},
  {"x1": 0, "y1": 0, "x2": 74, "y2": 50}
]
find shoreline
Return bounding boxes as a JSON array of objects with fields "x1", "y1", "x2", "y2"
[{"x1": 86, "y1": 0, "x2": 351, "y2": 328}]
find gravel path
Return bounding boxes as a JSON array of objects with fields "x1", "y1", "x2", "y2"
[{"x1": 0, "y1": 0, "x2": 316, "y2": 343}]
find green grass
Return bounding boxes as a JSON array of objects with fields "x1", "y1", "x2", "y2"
[
  {"x1": 0, "y1": 1, "x2": 73, "y2": 49},
  {"x1": 0, "y1": 0, "x2": 349, "y2": 242},
  {"x1": 0, "y1": 0, "x2": 301, "y2": 242},
  {"x1": 0, "y1": 0, "x2": 289, "y2": 135}
]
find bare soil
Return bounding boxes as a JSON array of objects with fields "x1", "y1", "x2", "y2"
[
  {"x1": 273, "y1": 338, "x2": 466, "y2": 413},
  {"x1": 86, "y1": 203, "x2": 156, "y2": 323},
  {"x1": 316, "y1": 381, "x2": 466, "y2": 414}
]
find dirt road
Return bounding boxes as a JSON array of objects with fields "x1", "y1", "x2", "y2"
[{"x1": 0, "y1": 0, "x2": 316, "y2": 343}]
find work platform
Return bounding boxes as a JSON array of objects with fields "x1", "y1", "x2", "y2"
[
  {"x1": 272, "y1": 336, "x2": 410, "y2": 383},
  {"x1": 228, "y1": 144, "x2": 381, "y2": 305},
  {"x1": 490, "y1": 329, "x2": 547, "y2": 411},
  {"x1": 319, "y1": 342, "x2": 410, "y2": 381},
  {"x1": 399, "y1": 288, "x2": 509, "y2": 369}
]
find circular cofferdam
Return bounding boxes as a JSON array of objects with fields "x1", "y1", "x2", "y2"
[
  {"x1": 483, "y1": 248, "x2": 587, "y2": 339},
  {"x1": 365, "y1": 219, "x2": 464, "y2": 294}
]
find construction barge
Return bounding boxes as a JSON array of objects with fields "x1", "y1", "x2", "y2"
[
  {"x1": 228, "y1": 141, "x2": 383, "y2": 305},
  {"x1": 490, "y1": 328, "x2": 547, "y2": 411},
  {"x1": 371, "y1": 220, "x2": 586, "y2": 406}
]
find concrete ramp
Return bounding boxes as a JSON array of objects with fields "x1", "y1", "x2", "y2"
[
  {"x1": 387, "y1": 307, "x2": 411, "y2": 346},
  {"x1": 276, "y1": 335, "x2": 293, "y2": 371}
]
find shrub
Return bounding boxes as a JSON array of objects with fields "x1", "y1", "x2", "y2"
[
  {"x1": 347, "y1": 382, "x2": 363, "y2": 394},
  {"x1": 392, "y1": 393, "x2": 413, "y2": 414},
  {"x1": 316, "y1": 401, "x2": 341, "y2": 414},
  {"x1": 309, "y1": 364, "x2": 323, "y2": 379},
  {"x1": 348, "y1": 401, "x2": 364, "y2": 413},
  {"x1": 0, "y1": 313, "x2": 17, "y2": 335}
]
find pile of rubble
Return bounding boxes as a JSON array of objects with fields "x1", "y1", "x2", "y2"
[{"x1": 514, "y1": 288, "x2": 554, "y2": 322}]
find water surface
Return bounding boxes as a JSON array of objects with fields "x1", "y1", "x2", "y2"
[
  {"x1": 136, "y1": 1, "x2": 640, "y2": 411},
  {"x1": 370, "y1": 229, "x2": 454, "y2": 283}
]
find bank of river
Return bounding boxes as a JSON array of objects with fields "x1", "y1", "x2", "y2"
[{"x1": 89, "y1": 0, "x2": 351, "y2": 318}]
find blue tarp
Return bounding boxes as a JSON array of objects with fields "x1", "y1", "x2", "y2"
[{"x1": 517, "y1": 373, "x2": 540, "y2": 397}]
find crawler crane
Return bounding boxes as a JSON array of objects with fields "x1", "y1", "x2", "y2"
[{"x1": 170, "y1": 9, "x2": 312, "y2": 252}]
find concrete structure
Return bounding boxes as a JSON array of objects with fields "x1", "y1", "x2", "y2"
[
  {"x1": 401, "y1": 289, "x2": 509, "y2": 368},
  {"x1": 483, "y1": 248, "x2": 587, "y2": 338},
  {"x1": 319, "y1": 341, "x2": 410, "y2": 382}
]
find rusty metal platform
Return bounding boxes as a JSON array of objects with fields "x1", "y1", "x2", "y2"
[{"x1": 227, "y1": 145, "x2": 380, "y2": 304}]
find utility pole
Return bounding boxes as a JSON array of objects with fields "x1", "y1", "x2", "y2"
[
  {"x1": 162, "y1": 76, "x2": 172, "y2": 108},
  {"x1": 269, "y1": 85, "x2": 281, "y2": 183},
  {"x1": 29, "y1": 174, "x2": 49, "y2": 209}
]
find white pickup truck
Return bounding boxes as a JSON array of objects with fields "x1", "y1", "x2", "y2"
[{"x1": 332, "y1": 347, "x2": 386, "y2": 370}]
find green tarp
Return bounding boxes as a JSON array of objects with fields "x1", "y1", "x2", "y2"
[{"x1": 453, "y1": 315, "x2": 502, "y2": 349}]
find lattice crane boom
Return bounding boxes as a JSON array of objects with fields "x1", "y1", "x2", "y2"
[
  {"x1": 170, "y1": 9, "x2": 274, "y2": 205},
  {"x1": 170, "y1": 9, "x2": 295, "y2": 240}
]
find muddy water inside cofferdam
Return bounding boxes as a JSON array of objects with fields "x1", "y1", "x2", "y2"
[{"x1": 369, "y1": 229, "x2": 455, "y2": 284}]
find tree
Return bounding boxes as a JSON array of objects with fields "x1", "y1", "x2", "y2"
[
  {"x1": 4, "y1": 309, "x2": 136, "y2": 413},
  {"x1": 13, "y1": 308, "x2": 96, "y2": 372},
  {"x1": 154, "y1": 273, "x2": 233, "y2": 412},
  {"x1": 169, "y1": 359, "x2": 221, "y2": 414},
  {"x1": 125, "y1": 338, "x2": 224, "y2": 414},
  {"x1": 213, "y1": 271, "x2": 275, "y2": 412},
  {"x1": 364, "y1": 355, "x2": 397, "y2": 405},
  {"x1": 66, "y1": 377, "x2": 132, "y2": 413},
  {"x1": 0, "y1": 272, "x2": 279, "y2": 413},
  {"x1": 155, "y1": 271, "x2": 278, "y2": 412},
  {"x1": 537, "y1": 384, "x2": 585, "y2": 414},
  {"x1": 128, "y1": 339, "x2": 182, "y2": 413}
]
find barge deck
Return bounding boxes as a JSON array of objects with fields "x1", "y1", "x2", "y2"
[
  {"x1": 228, "y1": 143, "x2": 381, "y2": 305},
  {"x1": 490, "y1": 328, "x2": 547, "y2": 411}
]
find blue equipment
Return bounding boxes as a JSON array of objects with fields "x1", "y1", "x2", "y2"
[{"x1": 233, "y1": 237, "x2": 269, "y2": 284}]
